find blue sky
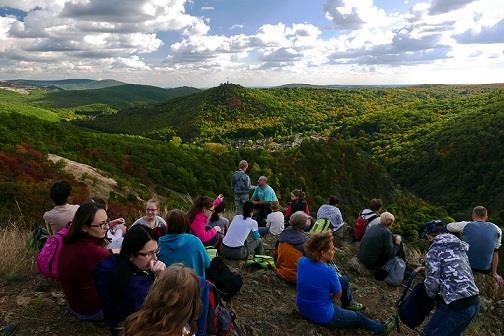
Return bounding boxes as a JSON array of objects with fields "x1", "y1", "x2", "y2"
[{"x1": 0, "y1": 0, "x2": 503, "y2": 87}]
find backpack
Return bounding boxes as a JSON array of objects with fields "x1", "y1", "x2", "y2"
[
  {"x1": 206, "y1": 257, "x2": 243, "y2": 301},
  {"x1": 382, "y1": 257, "x2": 406, "y2": 286},
  {"x1": 354, "y1": 212, "x2": 378, "y2": 241},
  {"x1": 207, "y1": 281, "x2": 243, "y2": 336},
  {"x1": 36, "y1": 224, "x2": 70, "y2": 280},
  {"x1": 244, "y1": 255, "x2": 275, "y2": 270},
  {"x1": 206, "y1": 246, "x2": 218, "y2": 260},
  {"x1": 397, "y1": 273, "x2": 436, "y2": 330},
  {"x1": 30, "y1": 225, "x2": 50, "y2": 250},
  {"x1": 309, "y1": 218, "x2": 331, "y2": 235}
]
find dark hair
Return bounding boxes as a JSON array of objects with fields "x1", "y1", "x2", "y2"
[
  {"x1": 242, "y1": 201, "x2": 254, "y2": 220},
  {"x1": 328, "y1": 196, "x2": 339, "y2": 206},
  {"x1": 210, "y1": 202, "x2": 225, "y2": 222},
  {"x1": 113, "y1": 225, "x2": 156, "y2": 300},
  {"x1": 369, "y1": 198, "x2": 383, "y2": 212},
  {"x1": 50, "y1": 180, "x2": 72, "y2": 206},
  {"x1": 91, "y1": 197, "x2": 107, "y2": 210},
  {"x1": 187, "y1": 196, "x2": 213, "y2": 223},
  {"x1": 166, "y1": 209, "x2": 190, "y2": 234},
  {"x1": 291, "y1": 189, "x2": 306, "y2": 200},
  {"x1": 64, "y1": 201, "x2": 106, "y2": 245},
  {"x1": 304, "y1": 232, "x2": 333, "y2": 262}
]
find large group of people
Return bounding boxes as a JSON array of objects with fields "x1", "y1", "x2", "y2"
[{"x1": 37, "y1": 160, "x2": 502, "y2": 336}]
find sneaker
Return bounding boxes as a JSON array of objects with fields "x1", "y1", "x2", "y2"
[
  {"x1": 346, "y1": 301, "x2": 365, "y2": 311},
  {"x1": 381, "y1": 316, "x2": 397, "y2": 336}
]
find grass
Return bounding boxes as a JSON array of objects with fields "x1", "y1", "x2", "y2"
[{"x1": 0, "y1": 220, "x2": 36, "y2": 278}]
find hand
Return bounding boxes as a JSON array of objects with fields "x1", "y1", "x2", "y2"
[
  {"x1": 109, "y1": 218, "x2": 125, "y2": 227},
  {"x1": 214, "y1": 226, "x2": 222, "y2": 233},
  {"x1": 493, "y1": 273, "x2": 504, "y2": 286},
  {"x1": 150, "y1": 260, "x2": 166, "y2": 275},
  {"x1": 115, "y1": 224, "x2": 127, "y2": 235},
  {"x1": 217, "y1": 194, "x2": 224, "y2": 201},
  {"x1": 414, "y1": 266, "x2": 425, "y2": 274}
]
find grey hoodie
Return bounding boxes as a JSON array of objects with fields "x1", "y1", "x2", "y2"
[{"x1": 425, "y1": 233, "x2": 479, "y2": 304}]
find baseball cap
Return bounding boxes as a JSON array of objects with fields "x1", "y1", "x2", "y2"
[{"x1": 423, "y1": 219, "x2": 446, "y2": 236}]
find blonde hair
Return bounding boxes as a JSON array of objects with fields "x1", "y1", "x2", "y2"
[
  {"x1": 304, "y1": 231, "x2": 333, "y2": 262},
  {"x1": 239, "y1": 160, "x2": 248, "y2": 169},
  {"x1": 123, "y1": 264, "x2": 201, "y2": 336},
  {"x1": 380, "y1": 212, "x2": 395, "y2": 226},
  {"x1": 146, "y1": 198, "x2": 160, "y2": 210}
]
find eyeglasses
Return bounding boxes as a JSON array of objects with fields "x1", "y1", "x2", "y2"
[
  {"x1": 146, "y1": 208, "x2": 157, "y2": 212},
  {"x1": 137, "y1": 248, "x2": 159, "y2": 258},
  {"x1": 88, "y1": 219, "x2": 110, "y2": 229}
]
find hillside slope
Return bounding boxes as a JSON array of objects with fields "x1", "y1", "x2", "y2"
[{"x1": 6, "y1": 79, "x2": 124, "y2": 90}]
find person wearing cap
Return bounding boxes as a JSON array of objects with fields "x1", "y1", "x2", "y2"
[
  {"x1": 415, "y1": 220, "x2": 480, "y2": 336},
  {"x1": 231, "y1": 160, "x2": 253, "y2": 215},
  {"x1": 446, "y1": 206, "x2": 503, "y2": 286},
  {"x1": 251, "y1": 175, "x2": 278, "y2": 226}
]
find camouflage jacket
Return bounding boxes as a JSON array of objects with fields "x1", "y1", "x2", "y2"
[{"x1": 425, "y1": 233, "x2": 479, "y2": 304}]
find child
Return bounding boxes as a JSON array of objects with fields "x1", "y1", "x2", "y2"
[{"x1": 259, "y1": 201, "x2": 284, "y2": 236}]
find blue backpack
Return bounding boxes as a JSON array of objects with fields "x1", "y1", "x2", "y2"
[{"x1": 397, "y1": 273, "x2": 436, "y2": 330}]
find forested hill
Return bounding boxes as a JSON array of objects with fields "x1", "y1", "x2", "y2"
[
  {"x1": 6, "y1": 78, "x2": 124, "y2": 90},
  {"x1": 32, "y1": 84, "x2": 201, "y2": 110}
]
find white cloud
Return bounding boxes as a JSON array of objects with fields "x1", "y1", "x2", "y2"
[
  {"x1": 201, "y1": 6, "x2": 214, "y2": 11},
  {"x1": 429, "y1": 0, "x2": 477, "y2": 16},
  {"x1": 230, "y1": 24, "x2": 243, "y2": 30},
  {"x1": 455, "y1": 18, "x2": 504, "y2": 43}
]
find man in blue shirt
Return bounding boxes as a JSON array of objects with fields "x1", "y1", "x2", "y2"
[
  {"x1": 251, "y1": 176, "x2": 278, "y2": 227},
  {"x1": 447, "y1": 206, "x2": 503, "y2": 286}
]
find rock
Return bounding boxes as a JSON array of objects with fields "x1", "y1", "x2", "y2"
[
  {"x1": 347, "y1": 257, "x2": 366, "y2": 275},
  {"x1": 480, "y1": 296, "x2": 493, "y2": 312},
  {"x1": 16, "y1": 295, "x2": 31, "y2": 307}
]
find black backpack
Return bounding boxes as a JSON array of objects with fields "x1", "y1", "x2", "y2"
[
  {"x1": 397, "y1": 272, "x2": 436, "y2": 330},
  {"x1": 206, "y1": 257, "x2": 243, "y2": 301}
]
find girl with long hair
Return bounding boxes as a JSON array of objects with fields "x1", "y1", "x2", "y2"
[
  {"x1": 94, "y1": 225, "x2": 166, "y2": 335},
  {"x1": 123, "y1": 264, "x2": 202, "y2": 336},
  {"x1": 187, "y1": 194, "x2": 224, "y2": 246},
  {"x1": 58, "y1": 201, "x2": 111, "y2": 320}
]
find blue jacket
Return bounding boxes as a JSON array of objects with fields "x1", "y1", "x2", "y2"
[
  {"x1": 158, "y1": 233, "x2": 210, "y2": 279},
  {"x1": 94, "y1": 255, "x2": 154, "y2": 331}
]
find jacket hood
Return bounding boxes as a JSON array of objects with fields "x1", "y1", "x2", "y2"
[
  {"x1": 159, "y1": 233, "x2": 192, "y2": 250},
  {"x1": 279, "y1": 228, "x2": 308, "y2": 246},
  {"x1": 430, "y1": 233, "x2": 469, "y2": 253}
]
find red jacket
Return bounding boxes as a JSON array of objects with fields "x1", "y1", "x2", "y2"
[{"x1": 58, "y1": 237, "x2": 111, "y2": 315}]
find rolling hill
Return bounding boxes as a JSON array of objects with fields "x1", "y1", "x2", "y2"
[{"x1": 6, "y1": 79, "x2": 124, "y2": 90}]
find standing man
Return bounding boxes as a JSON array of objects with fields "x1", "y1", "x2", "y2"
[
  {"x1": 416, "y1": 220, "x2": 480, "y2": 336},
  {"x1": 251, "y1": 176, "x2": 278, "y2": 226},
  {"x1": 231, "y1": 160, "x2": 252, "y2": 215},
  {"x1": 447, "y1": 206, "x2": 503, "y2": 285}
]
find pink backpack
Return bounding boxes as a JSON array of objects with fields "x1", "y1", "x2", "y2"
[{"x1": 36, "y1": 224, "x2": 70, "y2": 279}]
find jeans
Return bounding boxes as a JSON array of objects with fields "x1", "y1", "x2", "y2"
[
  {"x1": 421, "y1": 302, "x2": 480, "y2": 336},
  {"x1": 324, "y1": 304, "x2": 383, "y2": 333},
  {"x1": 234, "y1": 194, "x2": 249, "y2": 215},
  {"x1": 258, "y1": 227, "x2": 270, "y2": 236},
  {"x1": 70, "y1": 309, "x2": 104, "y2": 321},
  {"x1": 338, "y1": 275, "x2": 352, "y2": 308}
]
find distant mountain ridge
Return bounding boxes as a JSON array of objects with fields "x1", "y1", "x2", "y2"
[{"x1": 6, "y1": 78, "x2": 125, "y2": 90}]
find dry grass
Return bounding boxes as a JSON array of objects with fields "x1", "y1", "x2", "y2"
[{"x1": 0, "y1": 221, "x2": 36, "y2": 277}]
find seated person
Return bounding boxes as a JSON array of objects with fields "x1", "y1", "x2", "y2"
[
  {"x1": 208, "y1": 201, "x2": 229, "y2": 233},
  {"x1": 187, "y1": 195, "x2": 223, "y2": 247},
  {"x1": 297, "y1": 232, "x2": 394, "y2": 334},
  {"x1": 258, "y1": 201, "x2": 284, "y2": 236},
  {"x1": 251, "y1": 176, "x2": 278, "y2": 226},
  {"x1": 94, "y1": 225, "x2": 166, "y2": 335},
  {"x1": 284, "y1": 189, "x2": 310, "y2": 222},
  {"x1": 43, "y1": 180, "x2": 80, "y2": 234},
  {"x1": 220, "y1": 201, "x2": 264, "y2": 260},
  {"x1": 58, "y1": 201, "x2": 111, "y2": 320},
  {"x1": 447, "y1": 206, "x2": 503, "y2": 285},
  {"x1": 158, "y1": 209, "x2": 210, "y2": 279},
  {"x1": 123, "y1": 264, "x2": 206, "y2": 336},
  {"x1": 357, "y1": 212, "x2": 402, "y2": 270},
  {"x1": 316, "y1": 196, "x2": 344, "y2": 232},
  {"x1": 132, "y1": 199, "x2": 167, "y2": 239},
  {"x1": 275, "y1": 211, "x2": 310, "y2": 283}
]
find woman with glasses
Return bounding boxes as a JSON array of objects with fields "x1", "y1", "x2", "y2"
[
  {"x1": 187, "y1": 195, "x2": 224, "y2": 247},
  {"x1": 132, "y1": 199, "x2": 167, "y2": 238},
  {"x1": 58, "y1": 201, "x2": 112, "y2": 321},
  {"x1": 95, "y1": 225, "x2": 166, "y2": 335}
]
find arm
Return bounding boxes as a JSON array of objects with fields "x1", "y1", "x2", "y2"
[
  {"x1": 446, "y1": 221, "x2": 469, "y2": 233},
  {"x1": 191, "y1": 214, "x2": 217, "y2": 243},
  {"x1": 304, "y1": 204, "x2": 310, "y2": 216},
  {"x1": 329, "y1": 266, "x2": 342, "y2": 300},
  {"x1": 284, "y1": 205, "x2": 292, "y2": 219},
  {"x1": 424, "y1": 250, "x2": 441, "y2": 298},
  {"x1": 383, "y1": 231, "x2": 395, "y2": 260}
]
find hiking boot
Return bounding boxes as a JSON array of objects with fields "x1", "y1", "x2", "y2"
[
  {"x1": 381, "y1": 316, "x2": 397, "y2": 336},
  {"x1": 346, "y1": 301, "x2": 365, "y2": 311}
]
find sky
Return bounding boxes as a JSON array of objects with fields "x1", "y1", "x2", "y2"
[{"x1": 0, "y1": 0, "x2": 503, "y2": 87}]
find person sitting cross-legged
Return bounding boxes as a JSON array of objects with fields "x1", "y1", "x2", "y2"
[{"x1": 297, "y1": 231, "x2": 395, "y2": 335}]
